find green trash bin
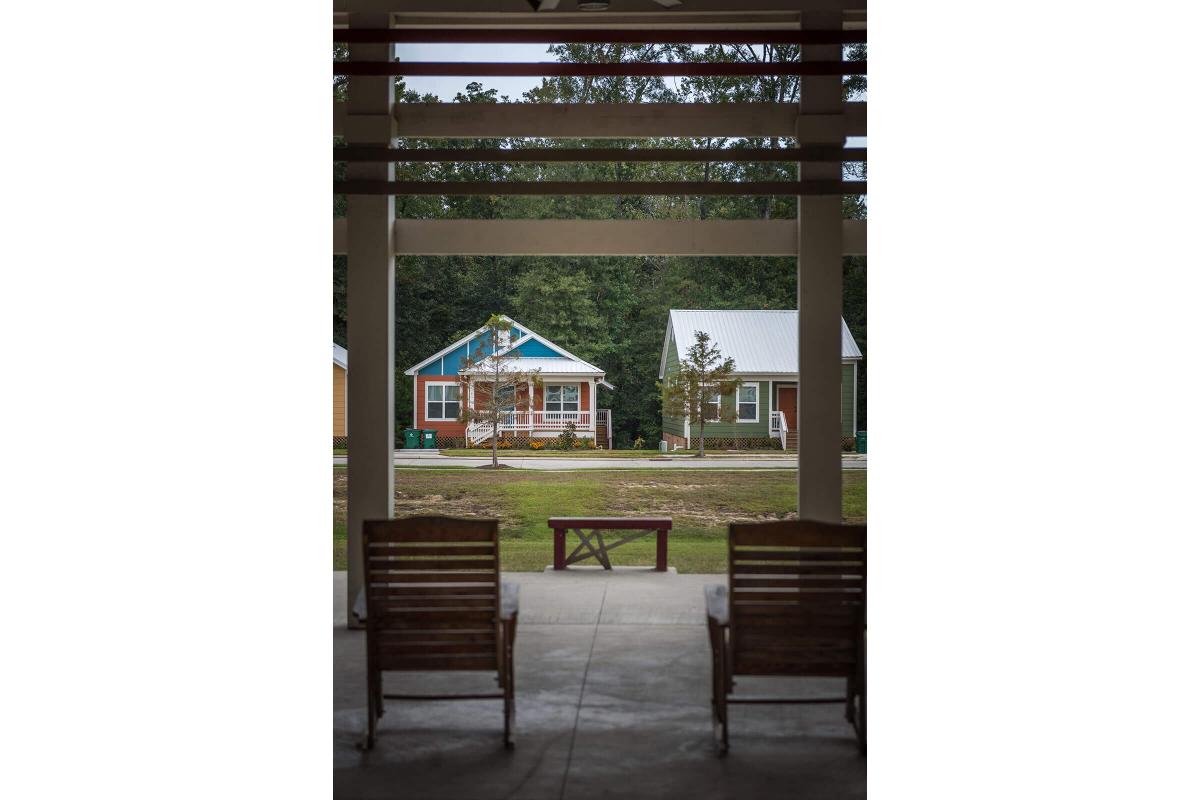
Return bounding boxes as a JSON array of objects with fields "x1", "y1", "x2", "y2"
[
  {"x1": 421, "y1": 429, "x2": 438, "y2": 449},
  {"x1": 855, "y1": 431, "x2": 867, "y2": 454},
  {"x1": 403, "y1": 429, "x2": 421, "y2": 449}
]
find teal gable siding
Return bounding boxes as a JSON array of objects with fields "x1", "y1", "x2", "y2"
[
  {"x1": 442, "y1": 343, "x2": 472, "y2": 374},
  {"x1": 512, "y1": 338, "x2": 559, "y2": 358}
]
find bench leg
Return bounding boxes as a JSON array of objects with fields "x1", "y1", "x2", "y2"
[
  {"x1": 592, "y1": 531, "x2": 612, "y2": 569},
  {"x1": 656, "y1": 529, "x2": 668, "y2": 571},
  {"x1": 553, "y1": 529, "x2": 565, "y2": 570}
]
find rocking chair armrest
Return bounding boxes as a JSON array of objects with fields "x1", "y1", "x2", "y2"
[
  {"x1": 500, "y1": 580, "x2": 520, "y2": 621},
  {"x1": 704, "y1": 583, "x2": 729, "y2": 626}
]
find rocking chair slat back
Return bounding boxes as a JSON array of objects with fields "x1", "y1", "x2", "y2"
[
  {"x1": 363, "y1": 516, "x2": 501, "y2": 672},
  {"x1": 728, "y1": 519, "x2": 866, "y2": 677}
]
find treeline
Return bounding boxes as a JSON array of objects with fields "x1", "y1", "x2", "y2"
[{"x1": 334, "y1": 44, "x2": 866, "y2": 447}]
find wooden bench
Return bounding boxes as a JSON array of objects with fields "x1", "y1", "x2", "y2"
[{"x1": 548, "y1": 517, "x2": 673, "y2": 571}]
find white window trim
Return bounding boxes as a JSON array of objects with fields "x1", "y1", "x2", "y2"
[
  {"x1": 425, "y1": 381, "x2": 461, "y2": 422},
  {"x1": 544, "y1": 383, "x2": 581, "y2": 413},
  {"x1": 703, "y1": 390, "x2": 722, "y2": 424},
  {"x1": 736, "y1": 384, "x2": 759, "y2": 423}
]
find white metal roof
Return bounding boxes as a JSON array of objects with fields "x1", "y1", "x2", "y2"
[
  {"x1": 659, "y1": 310, "x2": 862, "y2": 378},
  {"x1": 462, "y1": 357, "x2": 604, "y2": 376},
  {"x1": 332, "y1": 343, "x2": 348, "y2": 369}
]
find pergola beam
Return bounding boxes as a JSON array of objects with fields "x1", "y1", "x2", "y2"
[
  {"x1": 332, "y1": 219, "x2": 866, "y2": 256},
  {"x1": 332, "y1": 102, "x2": 866, "y2": 139},
  {"x1": 334, "y1": 179, "x2": 865, "y2": 195},
  {"x1": 335, "y1": 28, "x2": 867, "y2": 44},
  {"x1": 334, "y1": 145, "x2": 866, "y2": 162},
  {"x1": 334, "y1": 60, "x2": 865, "y2": 77},
  {"x1": 334, "y1": 0, "x2": 864, "y2": 13},
  {"x1": 795, "y1": 10, "x2": 845, "y2": 522}
]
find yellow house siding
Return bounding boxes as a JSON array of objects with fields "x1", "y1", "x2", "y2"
[{"x1": 332, "y1": 363, "x2": 347, "y2": 437}]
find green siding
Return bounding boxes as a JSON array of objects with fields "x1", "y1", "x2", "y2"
[
  {"x1": 691, "y1": 380, "x2": 770, "y2": 438},
  {"x1": 841, "y1": 363, "x2": 856, "y2": 436},
  {"x1": 661, "y1": 336, "x2": 686, "y2": 437}
]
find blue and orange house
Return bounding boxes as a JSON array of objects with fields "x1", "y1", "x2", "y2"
[{"x1": 404, "y1": 316, "x2": 614, "y2": 448}]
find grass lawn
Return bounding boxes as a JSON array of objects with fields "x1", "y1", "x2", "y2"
[{"x1": 333, "y1": 468, "x2": 865, "y2": 573}]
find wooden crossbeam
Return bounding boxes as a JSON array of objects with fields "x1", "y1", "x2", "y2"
[
  {"x1": 334, "y1": 29, "x2": 868, "y2": 45},
  {"x1": 334, "y1": 146, "x2": 866, "y2": 163},
  {"x1": 334, "y1": 180, "x2": 866, "y2": 195},
  {"x1": 335, "y1": 60, "x2": 866, "y2": 77},
  {"x1": 333, "y1": 218, "x2": 867, "y2": 256},
  {"x1": 335, "y1": 101, "x2": 866, "y2": 139}
]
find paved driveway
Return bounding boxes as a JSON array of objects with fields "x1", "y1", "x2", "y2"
[{"x1": 333, "y1": 451, "x2": 866, "y2": 470}]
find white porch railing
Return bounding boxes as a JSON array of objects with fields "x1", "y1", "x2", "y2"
[
  {"x1": 466, "y1": 411, "x2": 595, "y2": 446},
  {"x1": 769, "y1": 410, "x2": 788, "y2": 448}
]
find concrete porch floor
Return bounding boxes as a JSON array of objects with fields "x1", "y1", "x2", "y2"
[{"x1": 334, "y1": 570, "x2": 865, "y2": 800}]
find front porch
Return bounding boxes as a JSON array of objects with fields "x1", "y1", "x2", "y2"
[
  {"x1": 333, "y1": 570, "x2": 865, "y2": 799},
  {"x1": 465, "y1": 409, "x2": 612, "y2": 448}
]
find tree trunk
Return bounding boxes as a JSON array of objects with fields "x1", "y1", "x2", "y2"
[
  {"x1": 697, "y1": 419, "x2": 705, "y2": 457},
  {"x1": 492, "y1": 419, "x2": 499, "y2": 468}
]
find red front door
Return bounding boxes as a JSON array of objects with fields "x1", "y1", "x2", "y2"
[{"x1": 777, "y1": 386, "x2": 797, "y2": 432}]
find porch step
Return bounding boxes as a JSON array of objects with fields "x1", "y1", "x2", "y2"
[{"x1": 784, "y1": 432, "x2": 798, "y2": 451}]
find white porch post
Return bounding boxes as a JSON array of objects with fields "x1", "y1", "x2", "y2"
[
  {"x1": 345, "y1": 12, "x2": 396, "y2": 627},
  {"x1": 796, "y1": 11, "x2": 845, "y2": 522}
]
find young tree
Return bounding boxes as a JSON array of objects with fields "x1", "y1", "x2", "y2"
[
  {"x1": 458, "y1": 315, "x2": 542, "y2": 468},
  {"x1": 660, "y1": 331, "x2": 740, "y2": 457}
]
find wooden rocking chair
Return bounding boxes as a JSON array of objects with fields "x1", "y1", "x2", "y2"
[
  {"x1": 705, "y1": 519, "x2": 866, "y2": 755},
  {"x1": 357, "y1": 516, "x2": 518, "y2": 750}
]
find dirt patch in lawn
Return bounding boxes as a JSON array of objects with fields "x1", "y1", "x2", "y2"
[
  {"x1": 602, "y1": 496, "x2": 795, "y2": 528},
  {"x1": 333, "y1": 472, "x2": 521, "y2": 528},
  {"x1": 614, "y1": 481, "x2": 709, "y2": 491}
]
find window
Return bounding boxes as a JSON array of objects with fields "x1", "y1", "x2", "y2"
[
  {"x1": 545, "y1": 384, "x2": 580, "y2": 413},
  {"x1": 737, "y1": 384, "x2": 758, "y2": 422},
  {"x1": 426, "y1": 383, "x2": 460, "y2": 420},
  {"x1": 703, "y1": 391, "x2": 721, "y2": 422},
  {"x1": 497, "y1": 385, "x2": 516, "y2": 413}
]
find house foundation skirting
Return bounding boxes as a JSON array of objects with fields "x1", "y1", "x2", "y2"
[
  {"x1": 663, "y1": 432, "x2": 688, "y2": 450},
  {"x1": 689, "y1": 436, "x2": 781, "y2": 450}
]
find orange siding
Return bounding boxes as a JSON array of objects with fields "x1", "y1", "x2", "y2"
[
  {"x1": 332, "y1": 364, "x2": 347, "y2": 437},
  {"x1": 416, "y1": 374, "x2": 466, "y2": 436}
]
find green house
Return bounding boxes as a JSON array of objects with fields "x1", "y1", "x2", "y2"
[{"x1": 658, "y1": 310, "x2": 863, "y2": 450}]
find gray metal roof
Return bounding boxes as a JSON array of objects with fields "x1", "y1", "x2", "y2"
[
  {"x1": 332, "y1": 342, "x2": 348, "y2": 369},
  {"x1": 660, "y1": 310, "x2": 862, "y2": 378}
]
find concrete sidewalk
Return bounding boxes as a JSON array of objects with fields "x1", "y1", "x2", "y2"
[
  {"x1": 334, "y1": 570, "x2": 865, "y2": 799},
  {"x1": 334, "y1": 451, "x2": 867, "y2": 471}
]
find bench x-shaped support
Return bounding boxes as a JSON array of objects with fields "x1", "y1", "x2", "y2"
[{"x1": 565, "y1": 528, "x2": 656, "y2": 569}]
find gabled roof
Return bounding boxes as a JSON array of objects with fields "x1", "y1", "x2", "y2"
[
  {"x1": 658, "y1": 310, "x2": 863, "y2": 379},
  {"x1": 332, "y1": 342, "x2": 348, "y2": 370},
  {"x1": 404, "y1": 315, "x2": 606, "y2": 377}
]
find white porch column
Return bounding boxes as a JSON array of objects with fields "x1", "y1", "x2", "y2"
[
  {"x1": 796, "y1": 11, "x2": 845, "y2": 522},
  {"x1": 345, "y1": 12, "x2": 396, "y2": 627}
]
